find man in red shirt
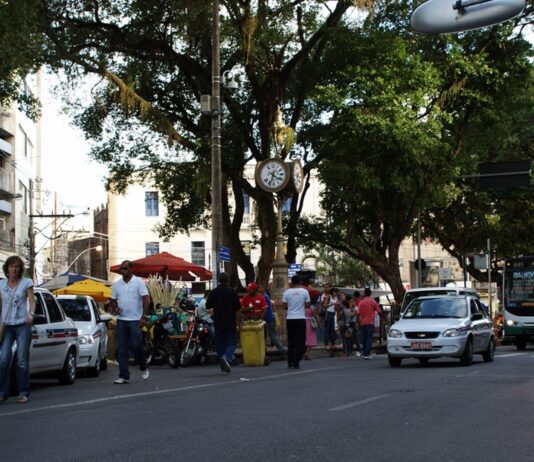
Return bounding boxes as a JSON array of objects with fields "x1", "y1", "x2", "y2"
[
  {"x1": 240, "y1": 283, "x2": 267, "y2": 321},
  {"x1": 357, "y1": 288, "x2": 382, "y2": 360}
]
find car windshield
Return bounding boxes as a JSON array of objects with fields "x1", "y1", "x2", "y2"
[
  {"x1": 57, "y1": 299, "x2": 91, "y2": 322},
  {"x1": 402, "y1": 290, "x2": 459, "y2": 311},
  {"x1": 402, "y1": 298, "x2": 467, "y2": 319}
]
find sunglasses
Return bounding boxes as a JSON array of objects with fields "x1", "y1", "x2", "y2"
[{"x1": 119, "y1": 267, "x2": 130, "y2": 271}]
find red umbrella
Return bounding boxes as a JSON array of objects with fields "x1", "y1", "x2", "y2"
[{"x1": 110, "y1": 252, "x2": 212, "y2": 281}]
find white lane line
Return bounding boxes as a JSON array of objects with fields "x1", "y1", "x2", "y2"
[
  {"x1": 329, "y1": 394, "x2": 391, "y2": 411},
  {"x1": 0, "y1": 365, "x2": 346, "y2": 418},
  {"x1": 497, "y1": 353, "x2": 525, "y2": 358}
]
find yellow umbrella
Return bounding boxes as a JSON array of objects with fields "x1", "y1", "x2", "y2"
[{"x1": 53, "y1": 279, "x2": 112, "y2": 303}]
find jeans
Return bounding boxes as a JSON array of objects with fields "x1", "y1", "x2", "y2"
[
  {"x1": 116, "y1": 320, "x2": 147, "y2": 380},
  {"x1": 215, "y1": 329, "x2": 237, "y2": 362},
  {"x1": 351, "y1": 322, "x2": 362, "y2": 352},
  {"x1": 340, "y1": 326, "x2": 353, "y2": 356},
  {"x1": 361, "y1": 324, "x2": 375, "y2": 357},
  {"x1": 0, "y1": 324, "x2": 32, "y2": 398},
  {"x1": 266, "y1": 321, "x2": 286, "y2": 353},
  {"x1": 286, "y1": 319, "x2": 306, "y2": 367},
  {"x1": 324, "y1": 312, "x2": 337, "y2": 347}
]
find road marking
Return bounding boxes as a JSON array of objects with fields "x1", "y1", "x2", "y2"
[
  {"x1": 497, "y1": 353, "x2": 525, "y2": 358},
  {"x1": 0, "y1": 365, "x2": 344, "y2": 418},
  {"x1": 329, "y1": 394, "x2": 391, "y2": 411}
]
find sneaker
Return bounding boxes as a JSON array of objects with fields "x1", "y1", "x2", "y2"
[
  {"x1": 114, "y1": 377, "x2": 129, "y2": 384},
  {"x1": 293, "y1": 363, "x2": 300, "y2": 369},
  {"x1": 142, "y1": 368, "x2": 150, "y2": 380},
  {"x1": 220, "y1": 357, "x2": 231, "y2": 374},
  {"x1": 363, "y1": 356, "x2": 371, "y2": 360},
  {"x1": 287, "y1": 363, "x2": 293, "y2": 369},
  {"x1": 16, "y1": 395, "x2": 29, "y2": 404},
  {"x1": 356, "y1": 352, "x2": 362, "y2": 357}
]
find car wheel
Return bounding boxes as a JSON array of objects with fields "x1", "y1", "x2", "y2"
[
  {"x1": 388, "y1": 355, "x2": 402, "y2": 367},
  {"x1": 460, "y1": 339, "x2": 473, "y2": 366},
  {"x1": 516, "y1": 339, "x2": 527, "y2": 351},
  {"x1": 483, "y1": 338, "x2": 496, "y2": 362},
  {"x1": 58, "y1": 349, "x2": 77, "y2": 385},
  {"x1": 87, "y1": 357, "x2": 101, "y2": 378},
  {"x1": 100, "y1": 353, "x2": 108, "y2": 370},
  {"x1": 418, "y1": 358, "x2": 430, "y2": 366}
]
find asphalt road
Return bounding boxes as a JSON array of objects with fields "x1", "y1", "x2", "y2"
[{"x1": 1, "y1": 346, "x2": 533, "y2": 462}]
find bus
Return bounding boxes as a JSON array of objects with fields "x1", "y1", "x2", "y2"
[{"x1": 503, "y1": 256, "x2": 534, "y2": 350}]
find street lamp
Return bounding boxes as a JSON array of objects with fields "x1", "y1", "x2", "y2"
[{"x1": 65, "y1": 245, "x2": 103, "y2": 273}]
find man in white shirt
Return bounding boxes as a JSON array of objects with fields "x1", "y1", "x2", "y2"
[
  {"x1": 109, "y1": 260, "x2": 150, "y2": 384},
  {"x1": 282, "y1": 275, "x2": 310, "y2": 369}
]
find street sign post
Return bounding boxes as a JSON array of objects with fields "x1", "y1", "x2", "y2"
[{"x1": 219, "y1": 246, "x2": 231, "y2": 263}]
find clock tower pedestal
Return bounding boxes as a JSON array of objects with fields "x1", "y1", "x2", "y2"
[{"x1": 270, "y1": 196, "x2": 289, "y2": 305}]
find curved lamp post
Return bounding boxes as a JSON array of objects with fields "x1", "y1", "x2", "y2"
[{"x1": 65, "y1": 245, "x2": 103, "y2": 273}]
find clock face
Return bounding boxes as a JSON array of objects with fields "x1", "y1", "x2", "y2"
[
  {"x1": 256, "y1": 159, "x2": 289, "y2": 192},
  {"x1": 291, "y1": 160, "x2": 304, "y2": 193}
]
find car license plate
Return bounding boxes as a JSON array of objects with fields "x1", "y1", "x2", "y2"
[{"x1": 411, "y1": 341, "x2": 432, "y2": 351}]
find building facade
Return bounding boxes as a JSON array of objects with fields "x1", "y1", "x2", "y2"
[{"x1": 0, "y1": 72, "x2": 42, "y2": 272}]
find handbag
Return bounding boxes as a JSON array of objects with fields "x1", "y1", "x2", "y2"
[
  {"x1": 344, "y1": 327, "x2": 353, "y2": 338},
  {"x1": 311, "y1": 317, "x2": 318, "y2": 329},
  {"x1": 0, "y1": 284, "x2": 18, "y2": 344}
]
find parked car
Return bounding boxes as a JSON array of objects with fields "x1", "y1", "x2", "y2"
[
  {"x1": 56, "y1": 295, "x2": 111, "y2": 377},
  {"x1": 387, "y1": 295, "x2": 495, "y2": 367},
  {"x1": 16, "y1": 288, "x2": 79, "y2": 386}
]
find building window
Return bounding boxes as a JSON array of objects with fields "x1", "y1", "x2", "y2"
[
  {"x1": 18, "y1": 181, "x2": 28, "y2": 214},
  {"x1": 282, "y1": 197, "x2": 292, "y2": 213},
  {"x1": 191, "y1": 241, "x2": 205, "y2": 267},
  {"x1": 145, "y1": 191, "x2": 159, "y2": 216},
  {"x1": 243, "y1": 192, "x2": 250, "y2": 214},
  {"x1": 145, "y1": 242, "x2": 159, "y2": 256}
]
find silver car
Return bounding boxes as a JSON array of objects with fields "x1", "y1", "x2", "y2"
[
  {"x1": 387, "y1": 295, "x2": 495, "y2": 367},
  {"x1": 56, "y1": 295, "x2": 111, "y2": 377}
]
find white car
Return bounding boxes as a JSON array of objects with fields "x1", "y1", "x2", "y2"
[
  {"x1": 56, "y1": 295, "x2": 111, "y2": 377},
  {"x1": 387, "y1": 295, "x2": 495, "y2": 367},
  {"x1": 19, "y1": 288, "x2": 79, "y2": 385}
]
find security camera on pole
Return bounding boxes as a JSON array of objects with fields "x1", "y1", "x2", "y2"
[{"x1": 254, "y1": 108, "x2": 302, "y2": 303}]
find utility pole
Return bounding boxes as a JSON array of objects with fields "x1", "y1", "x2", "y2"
[
  {"x1": 211, "y1": 0, "x2": 222, "y2": 288},
  {"x1": 28, "y1": 179, "x2": 35, "y2": 280}
]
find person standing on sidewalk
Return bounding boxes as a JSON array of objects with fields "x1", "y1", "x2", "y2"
[
  {"x1": 109, "y1": 260, "x2": 150, "y2": 384},
  {"x1": 260, "y1": 286, "x2": 287, "y2": 355},
  {"x1": 283, "y1": 276, "x2": 310, "y2": 369},
  {"x1": 358, "y1": 288, "x2": 382, "y2": 360},
  {"x1": 0, "y1": 256, "x2": 35, "y2": 403},
  {"x1": 206, "y1": 272, "x2": 241, "y2": 374}
]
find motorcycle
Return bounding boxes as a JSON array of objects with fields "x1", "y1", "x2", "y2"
[
  {"x1": 180, "y1": 315, "x2": 213, "y2": 367},
  {"x1": 142, "y1": 314, "x2": 182, "y2": 368}
]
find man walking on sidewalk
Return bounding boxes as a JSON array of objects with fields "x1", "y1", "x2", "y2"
[
  {"x1": 283, "y1": 276, "x2": 310, "y2": 369},
  {"x1": 358, "y1": 288, "x2": 382, "y2": 360},
  {"x1": 109, "y1": 260, "x2": 150, "y2": 384},
  {"x1": 206, "y1": 273, "x2": 241, "y2": 374}
]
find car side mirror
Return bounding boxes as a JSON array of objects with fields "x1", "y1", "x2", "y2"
[
  {"x1": 471, "y1": 313, "x2": 483, "y2": 321},
  {"x1": 33, "y1": 314, "x2": 47, "y2": 325}
]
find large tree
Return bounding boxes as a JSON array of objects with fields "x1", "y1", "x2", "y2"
[
  {"x1": 0, "y1": 0, "x2": 375, "y2": 288},
  {"x1": 298, "y1": 2, "x2": 533, "y2": 303}
]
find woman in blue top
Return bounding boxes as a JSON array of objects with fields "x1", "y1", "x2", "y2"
[{"x1": 0, "y1": 255, "x2": 35, "y2": 403}]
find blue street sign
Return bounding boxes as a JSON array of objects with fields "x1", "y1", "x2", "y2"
[
  {"x1": 288, "y1": 263, "x2": 301, "y2": 277},
  {"x1": 219, "y1": 246, "x2": 231, "y2": 263}
]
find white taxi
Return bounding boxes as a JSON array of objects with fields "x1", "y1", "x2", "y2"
[{"x1": 387, "y1": 295, "x2": 495, "y2": 367}]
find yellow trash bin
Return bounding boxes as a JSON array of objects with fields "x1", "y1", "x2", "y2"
[{"x1": 240, "y1": 320, "x2": 266, "y2": 366}]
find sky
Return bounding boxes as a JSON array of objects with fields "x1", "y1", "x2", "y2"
[{"x1": 40, "y1": 72, "x2": 108, "y2": 231}]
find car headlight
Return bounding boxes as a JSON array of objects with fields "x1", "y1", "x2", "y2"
[
  {"x1": 506, "y1": 319, "x2": 518, "y2": 327},
  {"x1": 78, "y1": 334, "x2": 95, "y2": 345},
  {"x1": 388, "y1": 329, "x2": 403, "y2": 338},
  {"x1": 442, "y1": 328, "x2": 460, "y2": 337}
]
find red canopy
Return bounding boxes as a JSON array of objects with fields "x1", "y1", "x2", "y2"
[{"x1": 110, "y1": 252, "x2": 212, "y2": 281}]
